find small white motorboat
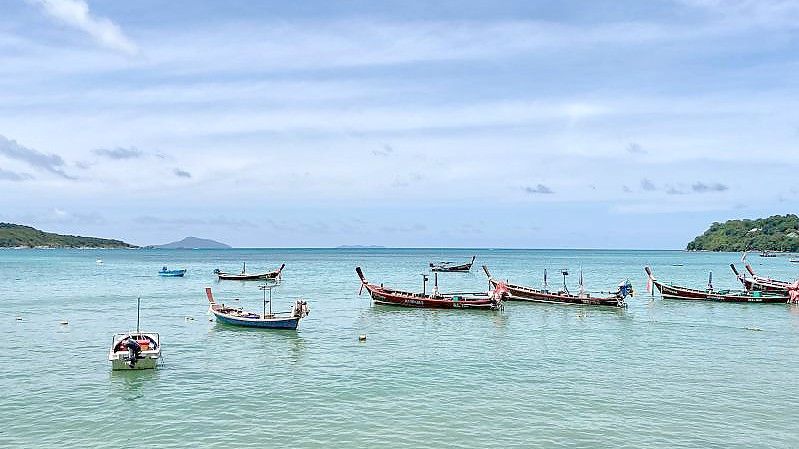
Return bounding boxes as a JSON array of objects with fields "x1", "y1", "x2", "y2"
[
  {"x1": 109, "y1": 297, "x2": 161, "y2": 370},
  {"x1": 108, "y1": 332, "x2": 161, "y2": 370}
]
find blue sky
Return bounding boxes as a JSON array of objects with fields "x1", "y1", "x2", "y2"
[{"x1": 1, "y1": 0, "x2": 797, "y2": 248}]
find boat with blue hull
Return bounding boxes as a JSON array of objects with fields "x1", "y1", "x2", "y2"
[
  {"x1": 159, "y1": 266, "x2": 186, "y2": 277},
  {"x1": 205, "y1": 287, "x2": 309, "y2": 330}
]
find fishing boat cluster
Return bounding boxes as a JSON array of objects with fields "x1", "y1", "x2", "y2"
[
  {"x1": 646, "y1": 261, "x2": 799, "y2": 303},
  {"x1": 110, "y1": 255, "x2": 799, "y2": 371},
  {"x1": 111, "y1": 262, "x2": 295, "y2": 370}
]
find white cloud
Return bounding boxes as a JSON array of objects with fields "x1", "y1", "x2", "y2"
[
  {"x1": 1, "y1": 3, "x2": 797, "y2": 246},
  {"x1": 0, "y1": 18, "x2": 708, "y2": 79},
  {"x1": 30, "y1": 0, "x2": 137, "y2": 54}
]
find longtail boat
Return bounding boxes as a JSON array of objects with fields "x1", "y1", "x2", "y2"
[
  {"x1": 355, "y1": 266, "x2": 504, "y2": 310},
  {"x1": 730, "y1": 263, "x2": 791, "y2": 293},
  {"x1": 205, "y1": 286, "x2": 309, "y2": 329},
  {"x1": 644, "y1": 266, "x2": 789, "y2": 303},
  {"x1": 482, "y1": 265, "x2": 631, "y2": 307},
  {"x1": 430, "y1": 256, "x2": 476, "y2": 272},
  {"x1": 214, "y1": 262, "x2": 285, "y2": 281}
]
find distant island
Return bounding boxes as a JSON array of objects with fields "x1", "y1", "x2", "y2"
[
  {"x1": 336, "y1": 245, "x2": 386, "y2": 249},
  {"x1": 0, "y1": 223, "x2": 135, "y2": 248},
  {"x1": 687, "y1": 214, "x2": 799, "y2": 252},
  {"x1": 149, "y1": 236, "x2": 231, "y2": 249}
]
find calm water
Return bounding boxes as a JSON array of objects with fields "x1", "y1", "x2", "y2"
[{"x1": 1, "y1": 249, "x2": 798, "y2": 448}]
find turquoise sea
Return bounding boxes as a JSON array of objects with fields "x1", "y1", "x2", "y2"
[{"x1": 1, "y1": 249, "x2": 798, "y2": 448}]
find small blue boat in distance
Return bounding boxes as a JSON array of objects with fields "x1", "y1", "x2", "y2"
[
  {"x1": 159, "y1": 266, "x2": 187, "y2": 277},
  {"x1": 205, "y1": 287, "x2": 309, "y2": 329}
]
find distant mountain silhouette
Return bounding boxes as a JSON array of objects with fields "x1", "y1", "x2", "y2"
[{"x1": 151, "y1": 236, "x2": 231, "y2": 249}]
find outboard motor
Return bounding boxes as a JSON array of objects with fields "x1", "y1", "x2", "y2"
[
  {"x1": 124, "y1": 338, "x2": 142, "y2": 368},
  {"x1": 618, "y1": 280, "x2": 634, "y2": 298},
  {"x1": 491, "y1": 282, "x2": 509, "y2": 310},
  {"x1": 616, "y1": 280, "x2": 634, "y2": 307},
  {"x1": 292, "y1": 300, "x2": 310, "y2": 319},
  {"x1": 789, "y1": 281, "x2": 799, "y2": 305}
]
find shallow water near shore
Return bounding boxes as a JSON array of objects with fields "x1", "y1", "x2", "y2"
[{"x1": 1, "y1": 248, "x2": 798, "y2": 448}]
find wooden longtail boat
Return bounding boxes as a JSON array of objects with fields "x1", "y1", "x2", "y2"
[
  {"x1": 205, "y1": 287, "x2": 309, "y2": 329},
  {"x1": 430, "y1": 256, "x2": 476, "y2": 272},
  {"x1": 644, "y1": 266, "x2": 789, "y2": 303},
  {"x1": 355, "y1": 266, "x2": 504, "y2": 310},
  {"x1": 214, "y1": 262, "x2": 285, "y2": 281},
  {"x1": 482, "y1": 265, "x2": 631, "y2": 307},
  {"x1": 730, "y1": 263, "x2": 791, "y2": 293}
]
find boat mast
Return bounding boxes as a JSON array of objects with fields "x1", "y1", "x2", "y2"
[
  {"x1": 543, "y1": 268, "x2": 548, "y2": 290},
  {"x1": 136, "y1": 296, "x2": 140, "y2": 333},
  {"x1": 260, "y1": 284, "x2": 273, "y2": 317},
  {"x1": 421, "y1": 274, "x2": 429, "y2": 295}
]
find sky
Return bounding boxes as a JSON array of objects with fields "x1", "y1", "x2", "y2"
[{"x1": 0, "y1": 0, "x2": 798, "y2": 248}]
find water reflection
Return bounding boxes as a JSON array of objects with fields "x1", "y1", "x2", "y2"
[
  {"x1": 207, "y1": 323, "x2": 308, "y2": 363},
  {"x1": 109, "y1": 369, "x2": 160, "y2": 401}
]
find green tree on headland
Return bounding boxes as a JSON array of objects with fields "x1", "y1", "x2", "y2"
[
  {"x1": 687, "y1": 214, "x2": 799, "y2": 252},
  {"x1": 0, "y1": 223, "x2": 135, "y2": 248}
]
